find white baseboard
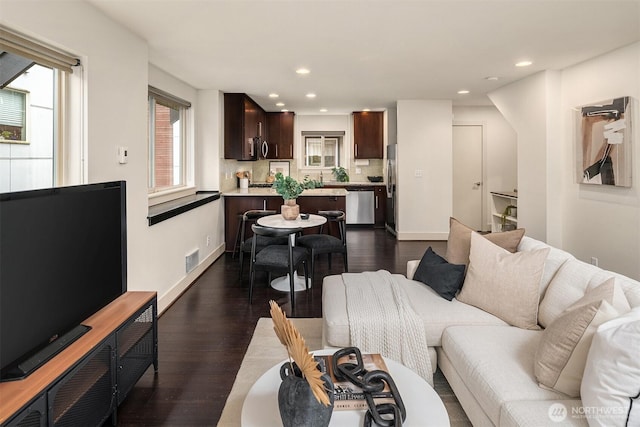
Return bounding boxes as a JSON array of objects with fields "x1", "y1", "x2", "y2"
[
  {"x1": 157, "y1": 243, "x2": 225, "y2": 314},
  {"x1": 396, "y1": 232, "x2": 448, "y2": 241}
]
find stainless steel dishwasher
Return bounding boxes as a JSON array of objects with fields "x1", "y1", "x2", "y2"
[{"x1": 345, "y1": 186, "x2": 375, "y2": 225}]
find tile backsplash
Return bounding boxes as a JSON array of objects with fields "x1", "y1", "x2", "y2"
[{"x1": 220, "y1": 158, "x2": 384, "y2": 191}]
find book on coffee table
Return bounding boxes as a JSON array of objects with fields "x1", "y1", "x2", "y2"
[{"x1": 314, "y1": 353, "x2": 394, "y2": 411}]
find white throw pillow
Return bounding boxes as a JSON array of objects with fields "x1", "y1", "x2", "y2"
[
  {"x1": 457, "y1": 231, "x2": 549, "y2": 329},
  {"x1": 581, "y1": 306, "x2": 640, "y2": 427}
]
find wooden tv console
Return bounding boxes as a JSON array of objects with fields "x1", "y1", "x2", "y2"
[{"x1": 0, "y1": 291, "x2": 158, "y2": 427}]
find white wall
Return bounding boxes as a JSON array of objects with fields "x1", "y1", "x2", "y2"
[
  {"x1": 559, "y1": 43, "x2": 640, "y2": 279},
  {"x1": 488, "y1": 43, "x2": 640, "y2": 279},
  {"x1": 489, "y1": 71, "x2": 559, "y2": 241},
  {"x1": 396, "y1": 100, "x2": 452, "y2": 240},
  {"x1": 2, "y1": 0, "x2": 225, "y2": 313},
  {"x1": 452, "y1": 106, "x2": 517, "y2": 230}
]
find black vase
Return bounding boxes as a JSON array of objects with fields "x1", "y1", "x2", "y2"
[{"x1": 278, "y1": 362, "x2": 334, "y2": 427}]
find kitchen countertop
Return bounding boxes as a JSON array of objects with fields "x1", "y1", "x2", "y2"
[
  {"x1": 222, "y1": 188, "x2": 348, "y2": 197},
  {"x1": 323, "y1": 182, "x2": 386, "y2": 187},
  {"x1": 247, "y1": 181, "x2": 386, "y2": 187}
]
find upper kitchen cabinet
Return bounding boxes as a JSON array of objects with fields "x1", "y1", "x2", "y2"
[
  {"x1": 224, "y1": 93, "x2": 266, "y2": 160},
  {"x1": 265, "y1": 112, "x2": 295, "y2": 159},
  {"x1": 353, "y1": 111, "x2": 384, "y2": 159}
]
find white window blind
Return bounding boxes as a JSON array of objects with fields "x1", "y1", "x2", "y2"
[
  {"x1": 0, "y1": 26, "x2": 79, "y2": 73},
  {"x1": 148, "y1": 86, "x2": 191, "y2": 109},
  {"x1": 0, "y1": 89, "x2": 25, "y2": 126}
]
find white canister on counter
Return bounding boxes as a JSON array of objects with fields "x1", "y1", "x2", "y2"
[{"x1": 239, "y1": 178, "x2": 249, "y2": 189}]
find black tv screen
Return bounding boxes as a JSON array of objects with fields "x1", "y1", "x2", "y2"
[{"x1": 0, "y1": 181, "x2": 127, "y2": 381}]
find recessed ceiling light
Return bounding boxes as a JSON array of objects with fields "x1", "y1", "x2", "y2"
[
  {"x1": 485, "y1": 76, "x2": 499, "y2": 81},
  {"x1": 515, "y1": 60, "x2": 532, "y2": 67},
  {"x1": 296, "y1": 68, "x2": 310, "y2": 75},
  {"x1": 306, "y1": 93, "x2": 316, "y2": 98},
  {"x1": 362, "y1": 108, "x2": 371, "y2": 112},
  {"x1": 276, "y1": 102, "x2": 285, "y2": 107},
  {"x1": 320, "y1": 108, "x2": 328, "y2": 112},
  {"x1": 457, "y1": 90, "x2": 470, "y2": 95},
  {"x1": 269, "y1": 93, "x2": 279, "y2": 98},
  {"x1": 281, "y1": 109, "x2": 289, "y2": 112}
]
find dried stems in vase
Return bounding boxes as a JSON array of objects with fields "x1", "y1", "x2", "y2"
[{"x1": 269, "y1": 300, "x2": 331, "y2": 406}]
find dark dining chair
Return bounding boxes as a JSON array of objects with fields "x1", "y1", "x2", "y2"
[
  {"x1": 295, "y1": 210, "x2": 348, "y2": 284},
  {"x1": 237, "y1": 209, "x2": 286, "y2": 284},
  {"x1": 249, "y1": 225, "x2": 309, "y2": 311}
]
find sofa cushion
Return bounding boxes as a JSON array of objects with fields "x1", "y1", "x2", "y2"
[
  {"x1": 535, "y1": 300, "x2": 620, "y2": 398},
  {"x1": 322, "y1": 273, "x2": 507, "y2": 348},
  {"x1": 441, "y1": 325, "x2": 568, "y2": 425},
  {"x1": 413, "y1": 246, "x2": 466, "y2": 301},
  {"x1": 581, "y1": 307, "x2": 640, "y2": 427},
  {"x1": 457, "y1": 232, "x2": 549, "y2": 329},
  {"x1": 500, "y1": 400, "x2": 588, "y2": 427},
  {"x1": 538, "y1": 260, "x2": 635, "y2": 328},
  {"x1": 517, "y1": 236, "x2": 575, "y2": 298},
  {"x1": 445, "y1": 217, "x2": 525, "y2": 266},
  {"x1": 534, "y1": 279, "x2": 628, "y2": 398},
  {"x1": 591, "y1": 270, "x2": 640, "y2": 309}
]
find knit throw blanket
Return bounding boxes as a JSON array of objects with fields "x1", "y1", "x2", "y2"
[{"x1": 343, "y1": 270, "x2": 433, "y2": 385}]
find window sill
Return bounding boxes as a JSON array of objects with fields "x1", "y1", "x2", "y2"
[
  {"x1": 0, "y1": 140, "x2": 29, "y2": 145},
  {"x1": 148, "y1": 185, "x2": 197, "y2": 206},
  {"x1": 147, "y1": 191, "x2": 221, "y2": 226}
]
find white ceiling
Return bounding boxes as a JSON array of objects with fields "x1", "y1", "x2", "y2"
[{"x1": 86, "y1": 0, "x2": 640, "y2": 114}]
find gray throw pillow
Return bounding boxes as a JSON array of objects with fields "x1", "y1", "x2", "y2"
[{"x1": 413, "y1": 247, "x2": 466, "y2": 301}]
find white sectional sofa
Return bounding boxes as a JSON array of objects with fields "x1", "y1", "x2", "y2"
[{"x1": 322, "y1": 233, "x2": 640, "y2": 426}]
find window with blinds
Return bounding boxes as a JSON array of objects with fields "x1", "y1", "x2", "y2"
[
  {"x1": 0, "y1": 25, "x2": 80, "y2": 192},
  {"x1": 304, "y1": 134, "x2": 341, "y2": 168},
  {"x1": 0, "y1": 87, "x2": 26, "y2": 141}
]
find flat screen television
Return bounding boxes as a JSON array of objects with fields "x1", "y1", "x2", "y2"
[{"x1": 0, "y1": 181, "x2": 127, "y2": 381}]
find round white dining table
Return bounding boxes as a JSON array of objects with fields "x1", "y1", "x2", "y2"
[{"x1": 256, "y1": 213, "x2": 326, "y2": 292}]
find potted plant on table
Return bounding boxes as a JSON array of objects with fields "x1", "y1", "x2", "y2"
[{"x1": 272, "y1": 173, "x2": 322, "y2": 220}]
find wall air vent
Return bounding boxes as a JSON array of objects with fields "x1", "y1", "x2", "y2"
[{"x1": 185, "y1": 249, "x2": 199, "y2": 273}]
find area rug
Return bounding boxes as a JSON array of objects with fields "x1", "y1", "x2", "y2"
[{"x1": 217, "y1": 317, "x2": 471, "y2": 426}]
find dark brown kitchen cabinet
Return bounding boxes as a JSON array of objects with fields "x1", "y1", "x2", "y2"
[
  {"x1": 374, "y1": 185, "x2": 387, "y2": 228},
  {"x1": 224, "y1": 195, "x2": 346, "y2": 252},
  {"x1": 353, "y1": 111, "x2": 384, "y2": 159},
  {"x1": 224, "y1": 93, "x2": 265, "y2": 160},
  {"x1": 266, "y1": 112, "x2": 295, "y2": 159},
  {"x1": 224, "y1": 196, "x2": 282, "y2": 252}
]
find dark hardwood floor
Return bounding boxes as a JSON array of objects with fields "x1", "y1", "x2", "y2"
[{"x1": 116, "y1": 228, "x2": 445, "y2": 426}]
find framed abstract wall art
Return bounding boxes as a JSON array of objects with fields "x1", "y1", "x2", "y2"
[{"x1": 576, "y1": 96, "x2": 633, "y2": 187}]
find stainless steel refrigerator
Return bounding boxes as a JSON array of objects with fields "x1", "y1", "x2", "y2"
[{"x1": 386, "y1": 144, "x2": 397, "y2": 235}]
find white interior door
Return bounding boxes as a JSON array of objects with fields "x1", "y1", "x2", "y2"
[{"x1": 453, "y1": 125, "x2": 484, "y2": 231}]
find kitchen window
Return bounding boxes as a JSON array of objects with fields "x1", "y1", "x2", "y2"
[
  {"x1": 148, "y1": 86, "x2": 192, "y2": 197},
  {"x1": 304, "y1": 134, "x2": 342, "y2": 168}
]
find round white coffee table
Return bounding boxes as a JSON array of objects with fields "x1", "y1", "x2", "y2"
[
  {"x1": 241, "y1": 350, "x2": 450, "y2": 426},
  {"x1": 256, "y1": 214, "x2": 326, "y2": 292}
]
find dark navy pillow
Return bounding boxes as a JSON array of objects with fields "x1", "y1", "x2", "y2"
[{"x1": 413, "y1": 247, "x2": 466, "y2": 301}]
